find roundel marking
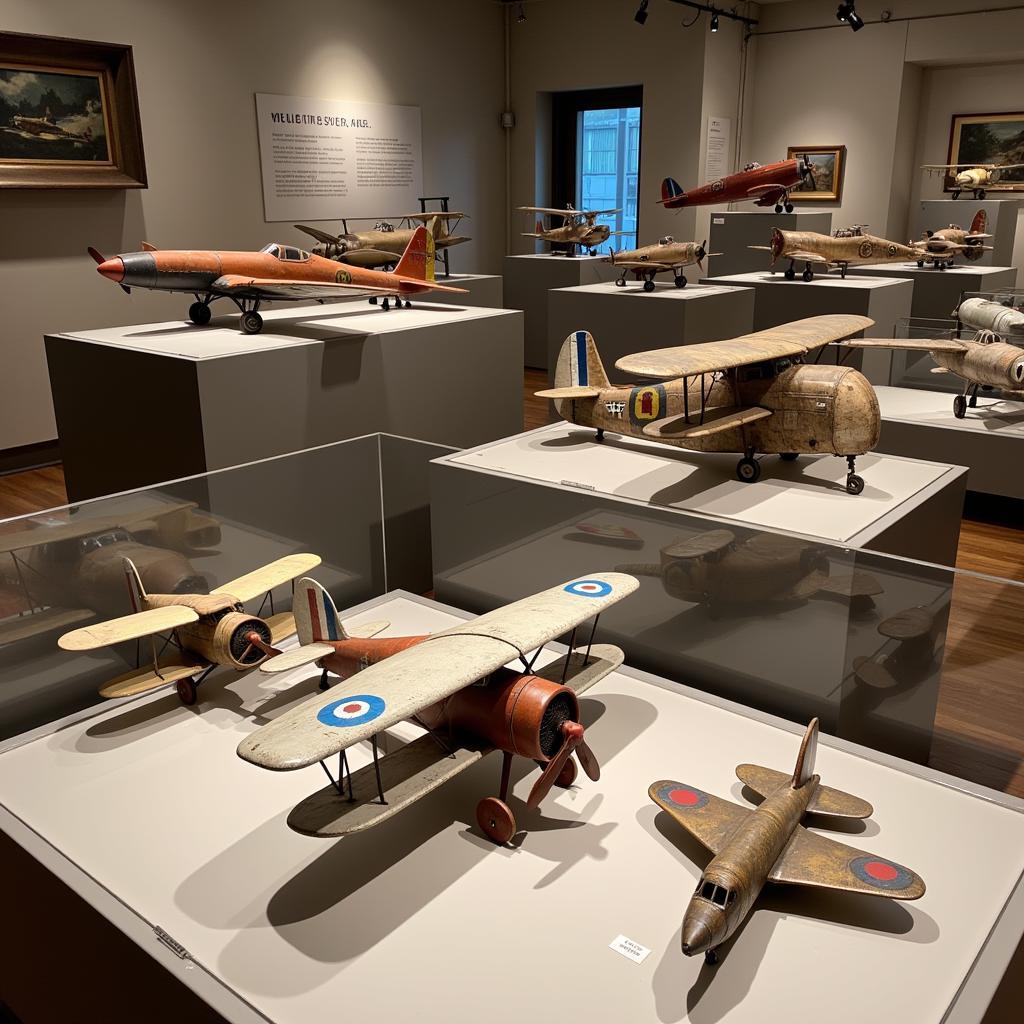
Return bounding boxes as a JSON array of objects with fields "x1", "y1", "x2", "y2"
[
  {"x1": 656, "y1": 782, "x2": 709, "y2": 810},
  {"x1": 858, "y1": 240, "x2": 874, "y2": 259},
  {"x1": 887, "y1": 243, "x2": 898, "y2": 257},
  {"x1": 711, "y1": 179, "x2": 725, "y2": 192},
  {"x1": 335, "y1": 268, "x2": 353, "y2": 284},
  {"x1": 317, "y1": 693, "x2": 386, "y2": 728},
  {"x1": 850, "y1": 855, "x2": 914, "y2": 890},
  {"x1": 564, "y1": 579, "x2": 613, "y2": 598}
]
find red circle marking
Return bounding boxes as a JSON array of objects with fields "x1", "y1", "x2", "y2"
[
  {"x1": 342, "y1": 703, "x2": 362, "y2": 714},
  {"x1": 669, "y1": 787, "x2": 699, "y2": 806},
  {"x1": 864, "y1": 860, "x2": 899, "y2": 882}
]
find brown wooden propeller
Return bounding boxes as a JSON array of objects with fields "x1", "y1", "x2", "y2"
[{"x1": 527, "y1": 720, "x2": 600, "y2": 809}]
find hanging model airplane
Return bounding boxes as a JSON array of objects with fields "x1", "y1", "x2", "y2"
[
  {"x1": 88, "y1": 226, "x2": 467, "y2": 334},
  {"x1": 911, "y1": 210, "x2": 992, "y2": 268},
  {"x1": 236, "y1": 573, "x2": 638, "y2": 845},
  {"x1": 603, "y1": 237, "x2": 719, "y2": 290},
  {"x1": 57, "y1": 553, "x2": 321, "y2": 704},
  {"x1": 922, "y1": 161, "x2": 1024, "y2": 200},
  {"x1": 650, "y1": 718, "x2": 925, "y2": 965},
  {"x1": 518, "y1": 204, "x2": 626, "y2": 256},
  {"x1": 538, "y1": 316, "x2": 879, "y2": 493},
  {"x1": 660, "y1": 157, "x2": 818, "y2": 213}
]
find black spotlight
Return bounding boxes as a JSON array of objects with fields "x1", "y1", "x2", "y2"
[
  {"x1": 516, "y1": 2, "x2": 526, "y2": 22},
  {"x1": 710, "y1": 11, "x2": 719, "y2": 32},
  {"x1": 837, "y1": 2, "x2": 865, "y2": 30},
  {"x1": 635, "y1": 0, "x2": 649, "y2": 25}
]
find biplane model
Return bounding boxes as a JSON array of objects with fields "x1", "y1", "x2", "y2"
[
  {"x1": 651, "y1": 718, "x2": 925, "y2": 964},
  {"x1": 57, "y1": 552, "x2": 321, "y2": 705},
  {"x1": 294, "y1": 211, "x2": 469, "y2": 269},
  {"x1": 922, "y1": 161, "x2": 1024, "y2": 200},
  {"x1": 89, "y1": 226, "x2": 467, "y2": 334},
  {"x1": 603, "y1": 237, "x2": 718, "y2": 290},
  {"x1": 237, "y1": 573, "x2": 638, "y2": 845},
  {"x1": 518, "y1": 204, "x2": 625, "y2": 256},
  {"x1": 538, "y1": 316, "x2": 880, "y2": 494},
  {"x1": 912, "y1": 210, "x2": 992, "y2": 268},
  {"x1": 660, "y1": 156, "x2": 818, "y2": 213},
  {"x1": 751, "y1": 226, "x2": 929, "y2": 281}
]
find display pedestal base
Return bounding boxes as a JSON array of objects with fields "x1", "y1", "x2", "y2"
[
  {"x1": 430, "y1": 273, "x2": 503, "y2": 308},
  {"x1": 909, "y1": 198, "x2": 1023, "y2": 268},
  {"x1": 854, "y1": 263, "x2": 1017, "y2": 320},
  {"x1": 707, "y1": 210, "x2": 833, "y2": 277}
]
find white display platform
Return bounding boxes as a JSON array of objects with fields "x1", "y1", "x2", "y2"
[
  {"x1": 2, "y1": 590, "x2": 1023, "y2": 1024},
  {"x1": 429, "y1": 272, "x2": 503, "y2": 308},
  {"x1": 45, "y1": 301, "x2": 523, "y2": 501},
  {"x1": 908, "y1": 198, "x2": 1023, "y2": 269},
  {"x1": 854, "y1": 263, "x2": 1018, "y2": 320},
  {"x1": 547, "y1": 281, "x2": 756, "y2": 382},
  {"x1": 707, "y1": 210, "x2": 833, "y2": 278},
  {"x1": 875, "y1": 385, "x2": 1024, "y2": 499},
  {"x1": 504, "y1": 253, "x2": 619, "y2": 368}
]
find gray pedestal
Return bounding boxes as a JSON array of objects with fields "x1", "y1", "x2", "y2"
[
  {"x1": 429, "y1": 273, "x2": 503, "y2": 308},
  {"x1": 46, "y1": 302, "x2": 523, "y2": 501},
  {"x1": 546, "y1": 281, "x2": 755, "y2": 382},
  {"x1": 908, "y1": 198, "x2": 1023, "y2": 268},
  {"x1": 504, "y1": 254, "x2": 618, "y2": 369},
  {"x1": 855, "y1": 263, "x2": 1018, "y2": 320},
  {"x1": 708, "y1": 210, "x2": 833, "y2": 277}
]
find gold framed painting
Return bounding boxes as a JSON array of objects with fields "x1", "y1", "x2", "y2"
[
  {"x1": 0, "y1": 30, "x2": 146, "y2": 188},
  {"x1": 786, "y1": 145, "x2": 846, "y2": 202},
  {"x1": 946, "y1": 112, "x2": 1024, "y2": 192}
]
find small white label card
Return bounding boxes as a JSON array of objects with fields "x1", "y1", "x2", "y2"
[
  {"x1": 713, "y1": 216, "x2": 725, "y2": 224},
  {"x1": 609, "y1": 934, "x2": 652, "y2": 964}
]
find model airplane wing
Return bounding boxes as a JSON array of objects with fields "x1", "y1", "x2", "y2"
[
  {"x1": 608, "y1": 258, "x2": 676, "y2": 270},
  {"x1": 336, "y1": 248, "x2": 403, "y2": 267},
  {"x1": 58, "y1": 605, "x2": 200, "y2": 651},
  {"x1": 398, "y1": 211, "x2": 468, "y2": 222},
  {"x1": 0, "y1": 606, "x2": 95, "y2": 645},
  {"x1": 839, "y1": 337, "x2": 968, "y2": 353},
  {"x1": 98, "y1": 659, "x2": 205, "y2": 699},
  {"x1": 534, "y1": 385, "x2": 602, "y2": 399},
  {"x1": 211, "y1": 553, "x2": 321, "y2": 603},
  {"x1": 211, "y1": 275, "x2": 392, "y2": 300},
  {"x1": 746, "y1": 183, "x2": 786, "y2": 197},
  {"x1": 650, "y1": 780, "x2": 752, "y2": 854},
  {"x1": 643, "y1": 406, "x2": 773, "y2": 440},
  {"x1": 615, "y1": 315, "x2": 873, "y2": 378},
  {"x1": 736, "y1": 764, "x2": 873, "y2": 817},
  {"x1": 782, "y1": 250, "x2": 832, "y2": 265}
]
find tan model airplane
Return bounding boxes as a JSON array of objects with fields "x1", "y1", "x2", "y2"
[
  {"x1": 58, "y1": 552, "x2": 321, "y2": 704},
  {"x1": 651, "y1": 718, "x2": 925, "y2": 964},
  {"x1": 922, "y1": 161, "x2": 1024, "y2": 199},
  {"x1": 519, "y1": 204, "x2": 626, "y2": 256},
  {"x1": 237, "y1": 573, "x2": 637, "y2": 845},
  {"x1": 912, "y1": 210, "x2": 992, "y2": 268},
  {"x1": 752, "y1": 226, "x2": 929, "y2": 281},
  {"x1": 603, "y1": 237, "x2": 719, "y2": 291},
  {"x1": 538, "y1": 316, "x2": 880, "y2": 494}
]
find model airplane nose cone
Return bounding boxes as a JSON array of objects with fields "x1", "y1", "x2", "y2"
[
  {"x1": 97, "y1": 257, "x2": 125, "y2": 283},
  {"x1": 680, "y1": 918, "x2": 713, "y2": 957}
]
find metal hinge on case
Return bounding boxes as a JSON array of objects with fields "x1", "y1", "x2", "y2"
[
  {"x1": 155, "y1": 925, "x2": 190, "y2": 959},
  {"x1": 560, "y1": 479, "x2": 596, "y2": 491}
]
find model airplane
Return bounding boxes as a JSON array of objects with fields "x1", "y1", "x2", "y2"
[
  {"x1": 88, "y1": 226, "x2": 467, "y2": 334},
  {"x1": 237, "y1": 573, "x2": 638, "y2": 844},
  {"x1": 922, "y1": 161, "x2": 1024, "y2": 199},
  {"x1": 603, "y1": 237, "x2": 718, "y2": 290},
  {"x1": 57, "y1": 552, "x2": 321, "y2": 704},
  {"x1": 912, "y1": 210, "x2": 992, "y2": 268},
  {"x1": 519, "y1": 204, "x2": 625, "y2": 256},
  {"x1": 751, "y1": 226, "x2": 929, "y2": 280},
  {"x1": 651, "y1": 718, "x2": 925, "y2": 964},
  {"x1": 956, "y1": 295, "x2": 1024, "y2": 338},
  {"x1": 538, "y1": 317, "x2": 879, "y2": 494},
  {"x1": 660, "y1": 157, "x2": 817, "y2": 213}
]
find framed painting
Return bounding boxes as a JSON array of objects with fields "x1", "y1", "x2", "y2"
[
  {"x1": 786, "y1": 145, "x2": 846, "y2": 202},
  {"x1": 0, "y1": 30, "x2": 146, "y2": 188},
  {"x1": 946, "y1": 112, "x2": 1024, "y2": 192}
]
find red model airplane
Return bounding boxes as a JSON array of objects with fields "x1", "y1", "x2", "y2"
[
  {"x1": 660, "y1": 157, "x2": 817, "y2": 214},
  {"x1": 88, "y1": 226, "x2": 465, "y2": 334}
]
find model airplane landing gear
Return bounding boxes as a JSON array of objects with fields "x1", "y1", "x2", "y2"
[
  {"x1": 595, "y1": 428, "x2": 605, "y2": 442},
  {"x1": 188, "y1": 301, "x2": 212, "y2": 326},
  {"x1": 403, "y1": 299, "x2": 412, "y2": 309},
  {"x1": 784, "y1": 263, "x2": 796, "y2": 281},
  {"x1": 952, "y1": 189, "x2": 961, "y2": 200},
  {"x1": 381, "y1": 297, "x2": 391, "y2": 311},
  {"x1": 845, "y1": 455, "x2": 865, "y2": 495},
  {"x1": 975, "y1": 189, "x2": 986, "y2": 200},
  {"x1": 318, "y1": 667, "x2": 330, "y2": 692},
  {"x1": 674, "y1": 273, "x2": 687, "y2": 288},
  {"x1": 803, "y1": 266, "x2": 815, "y2": 282},
  {"x1": 615, "y1": 275, "x2": 626, "y2": 287},
  {"x1": 240, "y1": 310, "x2": 263, "y2": 334},
  {"x1": 369, "y1": 295, "x2": 378, "y2": 304},
  {"x1": 477, "y1": 750, "x2": 518, "y2": 845},
  {"x1": 736, "y1": 452, "x2": 761, "y2": 483},
  {"x1": 779, "y1": 452, "x2": 799, "y2": 462},
  {"x1": 643, "y1": 277, "x2": 656, "y2": 292},
  {"x1": 704, "y1": 949, "x2": 720, "y2": 967},
  {"x1": 175, "y1": 665, "x2": 213, "y2": 706}
]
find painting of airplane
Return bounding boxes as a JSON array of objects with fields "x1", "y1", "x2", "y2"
[
  {"x1": 518, "y1": 204, "x2": 626, "y2": 256},
  {"x1": 912, "y1": 210, "x2": 992, "y2": 268},
  {"x1": 603, "y1": 237, "x2": 718, "y2": 290},
  {"x1": 650, "y1": 718, "x2": 925, "y2": 964},
  {"x1": 659, "y1": 157, "x2": 818, "y2": 213},
  {"x1": 236, "y1": 573, "x2": 638, "y2": 845},
  {"x1": 88, "y1": 225, "x2": 467, "y2": 334}
]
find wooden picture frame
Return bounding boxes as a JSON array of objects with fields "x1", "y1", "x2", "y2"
[
  {"x1": 0, "y1": 30, "x2": 146, "y2": 189},
  {"x1": 945, "y1": 112, "x2": 1024, "y2": 193},
  {"x1": 786, "y1": 145, "x2": 846, "y2": 202}
]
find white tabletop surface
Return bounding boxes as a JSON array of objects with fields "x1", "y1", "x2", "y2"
[
  {"x1": 858, "y1": 263, "x2": 1017, "y2": 278},
  {"x1": 554, "y1": 281, "x2": 750, "y2": 300},
  {"x1": 878, "y1": 385, "x2": 1024, "y2": 436},
  {"x1": 709, "y1": 271, "x2": 914, "y2": 290}
]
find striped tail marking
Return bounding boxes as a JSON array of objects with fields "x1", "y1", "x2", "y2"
[
  {"x1": 572, "y1": 330, "x2": 589, "y2": 387},
  {"x1": 305, "y1": 584, "x2": 339, "y2": 641}
]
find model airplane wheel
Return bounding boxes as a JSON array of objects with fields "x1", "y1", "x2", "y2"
[
  {"x1": 176, "y1": 678, "x2": 198, "y2": 706},
  {"x1": 476, "y1": 796, "x2": 517, "y2": 845},
  {"x1": 802, "y1": 268, "x2": 814, "y2": 282},
  {"x1": 779, "y1": 452, "x2": 799, "y2": 462},
  {"x1": 240, "y1": 310, "x2": 263, "y2": 335},
  {"x1": 736, "y1": 457, "x2": 761, "y2": 483},
  {"x1": 977, "y1": 190, "x2": 986, "y2": 200},
  {"x1": 784, "y1": 202, "x2": 794, "y2": 213},
  {"x1": 784, "y1": 266, "x2": 796, "y2": 281},
  {"x1": 846, "y1": 474, "x2": 865, "y2": 496},
  {"x1": 952, "y1": 190, "x2": 961, "y2": 200},
  {"x1": 917, "y1": 260, "x2": 925, "y2": 268},
  {"x1": 674, "y1": 274, "x2": 687, "y2": 288},
  {"x1": 643, "y1": 279, "x2": 655, "y2": 292},
  {"x1": 369, "y1": 296, "x2": 378, "y2": 305},
  {"x1": 615, "y1": 277, "x2": 626, "y2": 287},
  {"x1": 774, "y1": 204, "x2": 783, "y2": 214},
  {"x1": 556, "y1": 757, "x2": 578, "y2": 788},
  {"x1": 188, "y1": 301, "x2": 211, "y2": 326},
  {"x1": 953, "y1": 394, "x2": 967, "y2": 418}
]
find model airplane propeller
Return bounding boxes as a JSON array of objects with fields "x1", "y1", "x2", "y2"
[{"x1": 237, "y1": 573, "x2": 638, "y2": 844}]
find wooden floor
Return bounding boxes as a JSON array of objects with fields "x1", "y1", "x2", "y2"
[{"x1": 2, "y1": 376, "x2": 1023, "y2": 796}]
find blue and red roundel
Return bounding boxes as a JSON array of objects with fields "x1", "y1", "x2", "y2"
[
  {"x1": 849, "y1": 855, "x2": 915, "y2": 890},
  {"x1": 317, "y1": 694, "x2": 386, "y2": 728},
  {"x1": 655, "y1": 782, "x2": 709, "y2": 810},
  {"x1": 564, "y1": 579, "x2": 613, "y2": 598}
]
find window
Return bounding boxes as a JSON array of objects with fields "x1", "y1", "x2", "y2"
[
  {"x1": 697, "y1": 878, "x2": 730, "y2": 908},
  {"x1": 576, "y1": 106, "x2": 642, "y2": 252}
]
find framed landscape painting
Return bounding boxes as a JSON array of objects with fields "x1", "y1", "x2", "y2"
[
  {"x1": 946, "y1": 112, "x2": 1024, "y2": 192},
  {"x1": 0, "y1": 30, "x2": 146, "y2": 188},
  {"x1": 786, "y1": 145, "x2": 846, "y2": 202}
]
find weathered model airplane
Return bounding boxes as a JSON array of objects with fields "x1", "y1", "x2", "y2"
[
  {"x1": 519, "y1": 204, "x2": 625, "y2": 256},
  {"x1": 956, "y1": 295, "x2": 1024, "y2": 338},
  {"x1": 603, "y1": 237, "x2": 718, "y2": 290},
  {"x1": 922, "y1": 161, "x2": 1024, "y2": 199},
  {"x1": 9, "y1": 109, "x2": 92, "y2": 143},
  {"x1": 538, "y1": 316, "x2": 879, "y2": 494},
  {"x1": 237, "y1": 573, "x2": 638, "y2": 844},
  {"x1": 660, "y1": 157, "x2": 817, "y2": 213},
  {"x1": 651, "y1": 718, "x2": 925, "y2": 964},
  {"x1": 752, "y1": 227, "x2": 929, "y2": 280},
  {"x1": 912, "y1": 210, "x2": 992, "y2": 268},
  {"x1": 88, "y1": 226, "x2": 467, "y2": 334},
  {"x1": 57, "y1": 552, "x2": 320, "y2": 704}
]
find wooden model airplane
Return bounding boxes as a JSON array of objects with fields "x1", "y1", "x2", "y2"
[
  {"x1": 538, "y1": 316, "x2": 880, "y2": 494},
  {"x1": 603, "y1": 237, "x2": 719, "y2": 290},
  {"x1": 660, "y1": 157, "x2": 817, "y2": 213},
  {"x1": 911, "y1": 210, "x2": 992, "y2": 268},
  {"x1": 237, "y1": 573, "x2": 638, "y2": 844},
  {"x1": 922, "y1": 161, "x2": 1024, "y2": 199},
  {"x1": 751, "y1": 226, "x2": 929, "y2": 281},
  {"x1": 519, "y1": 204, "x2": 625, "y2": 256},
  {"x1": 57, "y1": 553, "x2": 320, "y2": 704},
  {"x1": 651, "y1": 718, "x2": 925, "y2": 964},
  {"x1": 88, "y1": 226, "x2": 467, "y2": 334}
]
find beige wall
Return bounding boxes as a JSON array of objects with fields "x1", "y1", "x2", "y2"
[{"x1": 0, "y1": 0, "x2": 505, "y2": 452}]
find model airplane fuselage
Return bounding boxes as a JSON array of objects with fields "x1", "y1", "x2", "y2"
[
  {"x1": 922, "y1": 162, "x2": 1024, "y2": 199},
  {"x1": 755, "y1": 228, "x2": 929, "y2": 280},
  {"x1": 660, "y1": 158, "x2": 813, "y2": 213},
  {"x1": 519, "y1": 204, "x2": 622, "y2": 256},
  {"x1": 604, "y1": 237, "x2": 712, "y2": 290}
]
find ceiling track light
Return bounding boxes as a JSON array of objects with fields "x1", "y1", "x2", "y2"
[
  {"x1": 710, "y1": 10, "x2": 719, "y2": 32},
  {"x1": 635, "y1": 0, "x2": 649, "y2": 25},
  {"x1": 516, "y1": 2, "x2": 526, "y2": 22},
  {"x1": 836, "y1": 2, "x2": 865, "y2": 31},
  {"x1": 663, "y1": 2, "x2": 758, "y2": 30}
]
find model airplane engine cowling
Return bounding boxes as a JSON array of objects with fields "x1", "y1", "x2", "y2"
[
  {"x1": 180, "y1": 611, "x2": 271, "y2": 668},
  {"x1": 954, "y1": 343, "x2": 1024, "y2": 390}
]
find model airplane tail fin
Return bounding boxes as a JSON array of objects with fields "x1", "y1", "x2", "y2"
[
  {"x1": 552, "y1": 330, "x2": 611, "y2": 392},
  {"x1": 970, "y1": 209, "x2": 987, "y2": 236},
  {"x1": 535, "y1": 217, "x2": 544, "y2": 234},
  {"x1": 293, "y1": 577, "x2": 348, "y2": 645},
  {"x1": 122, "y1": 556, "x2": 147, "y2": 612},
  {"x1": 660, "y1": 177, "x2": 685, "y2": 205},
  {"x1": 394, "y1": 225, "x2": 435, "y2": 283},
  {"x1": 792, "y1": 718, "x2": 818, "y2": 788}
]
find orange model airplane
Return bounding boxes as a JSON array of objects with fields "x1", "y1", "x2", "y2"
[{"x1": 88, "y1": 226, "x2": 466, "y2": 334}]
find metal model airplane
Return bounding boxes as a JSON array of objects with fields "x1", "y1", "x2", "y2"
[
  {"x1": 57, "y1": 553, "x2": 321, "y2": 704},
  {"x1": 603, "y1": 237, "x2": 718, "y2": 290},
  {"x1": 651, "y1": 718, "x2": 925, "y2": 964},
  {"x1": 922, "y1": 161, "x2": 1024, "y2": 199},
  {"x1": 88, "y1": 226, "x2": 467, "y2": 334},
  {"x1": 294, "y1": 212, "x2": 469, "y2": 269},
  {"x1": 912, "y1": 210, "x2": 992, "y2": 268},
  {"x1": 519, "y1": 204, "x2": 625, "y2": 256},
  {"x1": 538, "y1": 316, "x2": 880, "y2": 494},
  {"x1": 660, "y1": 157, "x2": 818, "y2": 213},
  {"x1": 751, "y1": 226, "x2": 929, "y2": 280},
  {"x1": 237, "y1": 573, "x2": 638, "y2": 844}
]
